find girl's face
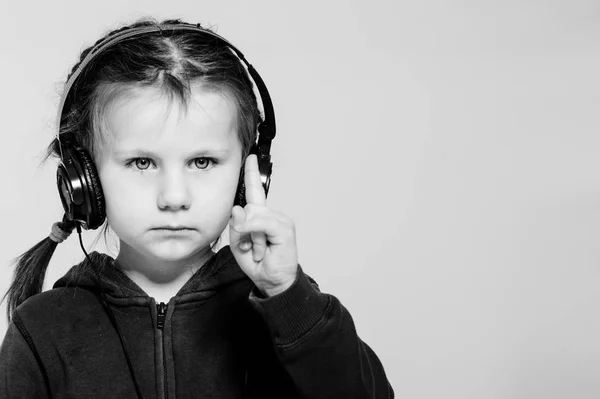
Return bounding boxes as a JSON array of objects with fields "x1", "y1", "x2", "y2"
[{"x1": 96, "y1": 85, "x2": 243, "y2": 263}]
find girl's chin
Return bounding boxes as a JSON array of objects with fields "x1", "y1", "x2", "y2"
[
  {"x1": 148, "y1": 245, "x2": 207, "y2": 261},
  {"x1": 123, "y1": 240, "x2": 210, "y2": 262}
]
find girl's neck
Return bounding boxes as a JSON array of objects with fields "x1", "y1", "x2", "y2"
[{"x1": 114, "y1": 244, "x2": 215, "y2": 303}]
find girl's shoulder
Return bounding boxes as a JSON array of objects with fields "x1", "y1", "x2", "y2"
[{"x1": 13, "y1": 286, "x2": 102, "y2": 336}]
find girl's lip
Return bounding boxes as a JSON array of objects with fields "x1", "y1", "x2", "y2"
[{"x1": 152, "y1": 227, "x2": 194, "y2": 230}]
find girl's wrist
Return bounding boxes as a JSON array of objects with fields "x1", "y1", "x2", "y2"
[{"x1": 257, "y1": 277, "x2": 296, "y2": 297}]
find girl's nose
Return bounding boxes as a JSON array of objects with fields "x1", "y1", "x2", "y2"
[{"x1": 157, "y1": 170, "x2": 192, "y2": 211}]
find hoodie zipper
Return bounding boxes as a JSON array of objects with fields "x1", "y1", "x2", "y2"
[
  {"x1": 157, "y1": 302, "x2": 168, "y2": 399},
  {"x1": 157, "y1": 302, "x2": 167, "y2": 329}
]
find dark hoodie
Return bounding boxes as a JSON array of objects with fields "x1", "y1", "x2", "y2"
[{"x1": 0, "y1": 246, "x2": 394, "y2": 398}]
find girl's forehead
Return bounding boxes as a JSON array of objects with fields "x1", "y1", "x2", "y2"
[{"x1": 102, "y1": 85, "x2": 239, "y2": 149}]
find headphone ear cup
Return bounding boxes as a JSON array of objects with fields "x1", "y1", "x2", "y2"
[
  {"x1": 57, "y1": 144, "x2": 106, "y2": 230},
  {"x1": 75, "y1": 148, "x2": 106, "y2": 229}
]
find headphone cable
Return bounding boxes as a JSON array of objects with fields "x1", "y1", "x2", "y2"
[{"x1": 75, "y1": 224, "x2": 144, "y2": 399}]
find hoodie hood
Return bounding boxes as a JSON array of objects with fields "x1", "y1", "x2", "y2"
[{"x1": 52, "y1": 245, "x2": 249, "y2": 302}]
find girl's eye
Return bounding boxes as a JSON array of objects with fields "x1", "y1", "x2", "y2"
[
  {"x1": 193, "y1": 158, "x2": 216, "y2": 170},
  {"x1": 126, "y1": 157, "x2": 154, "y2": 171},
  {"x1": 125, "y1": 157, "x2": 216, "y2": 171}
]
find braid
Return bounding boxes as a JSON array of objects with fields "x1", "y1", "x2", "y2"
[{"x1": 2, "y1": 214, "x2": 78, "y2": 321}]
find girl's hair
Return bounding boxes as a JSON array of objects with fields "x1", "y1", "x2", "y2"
[{"x1": 2, "y1": 17, "x2": 262, "y2": 321}]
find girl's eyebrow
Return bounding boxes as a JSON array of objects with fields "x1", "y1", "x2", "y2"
[{"x1": 113, "y1": 148, "x2": 231, "y2": 157}]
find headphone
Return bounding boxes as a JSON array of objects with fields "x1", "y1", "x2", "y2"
[{"x1": 56, "y1": 23, "x2": 276, "y2": 230}]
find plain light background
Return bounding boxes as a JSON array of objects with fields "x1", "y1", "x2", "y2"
[{"x1": 1, "y1": 0, "x2": 599, "y2": 397}]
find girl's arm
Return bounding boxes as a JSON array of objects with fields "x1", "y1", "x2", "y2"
[
  {"x1": 231, "y1": 155, "x2": 393, "y2": 397},
  {"x1": 247, "y1": 266, "x2": 395, "y2": 398},
  {"x1": 0, "y1": 314, "x2": 50, "y2": 398}
]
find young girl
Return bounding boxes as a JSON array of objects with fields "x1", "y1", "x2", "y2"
[{"x1": 0, "y1": 18, "x2": 393, "y2": 398}]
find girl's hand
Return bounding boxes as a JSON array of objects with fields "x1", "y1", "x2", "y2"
[{"x1": 229, "y1": 154, "x2": 298, "y2": 297}]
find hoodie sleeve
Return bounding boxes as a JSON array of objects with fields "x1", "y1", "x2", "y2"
[
  {"x1": 0, "y1": 314, "x2": 50, "y2": 398},
  {"x1": 248, "y1": 265, "x2": 395, "y2": 398}
]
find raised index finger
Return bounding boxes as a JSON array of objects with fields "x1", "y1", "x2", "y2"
[{"x1": 244, "y1": 154, "x2": 266, "y2": 205}]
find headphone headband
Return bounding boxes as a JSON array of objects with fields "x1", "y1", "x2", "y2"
[{"x1": 56, "y1": 23, "x2": 276, "y2": 146}]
